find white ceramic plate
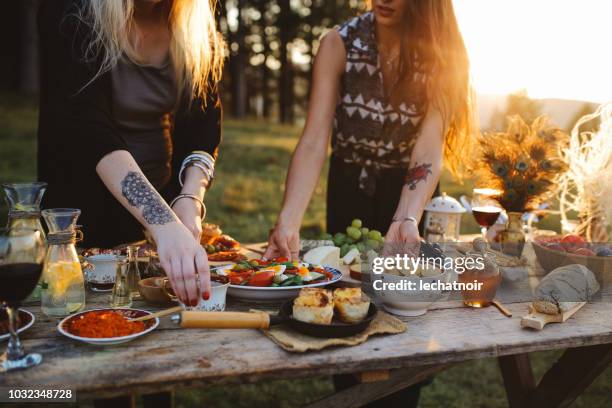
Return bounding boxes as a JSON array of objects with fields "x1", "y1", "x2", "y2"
[
  {"x1": 57, "y1": 308, "x2": 159, "y2": 345},
  {"x1": 0, "y1": 309, "x2": 35, "y2": 341},
  {"x1": 224, "y1": 267, "x2": 343, "y2": 301}
]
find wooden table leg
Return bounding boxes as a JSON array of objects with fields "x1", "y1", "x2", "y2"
[
  {"x1": 529, "y1": 343, "x2": 612, "y2": 408},
  {"x1": 305, "y1": 364, "x2": 450, "y2": 408},
  {"x1": 498, "y1": 353, "x2": 536, "y2": 408},
  {"x1": 499, "y1": 343, "x2": 612, "y2": 408}
]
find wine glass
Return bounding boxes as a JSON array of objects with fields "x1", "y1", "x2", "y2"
[
  {"x1": 471, "y1": 188, "x2": 503, "y2": 239},
  {"x1": 0, "y1": 228, "x2": 46, "y2": 372}
]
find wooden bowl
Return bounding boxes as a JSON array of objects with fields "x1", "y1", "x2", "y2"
[
  {"x1": 138, "y1": 277, "x2": 176, "y2": 305},
  {"x1": 532, "y1": 241, "x2": 611, "y2": 276}
]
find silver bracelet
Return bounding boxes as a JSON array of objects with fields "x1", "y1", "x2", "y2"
[
  {"x1": 169, "y1": 194, "x2": 206, "y2": 219},
  {"x1": 179, "y1": 155, "x2": 215, "y2": 187},
  {"x1": 391, "y1": 216, "x2": 418, "y2": 224}
]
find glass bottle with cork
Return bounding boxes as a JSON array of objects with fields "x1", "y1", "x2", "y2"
[
  {"x1": 125, "y1": 245, "x2": 142, "y2": 300},
  {"x1": 111, "y1": 259, "x2": 132, "y2": 308}
]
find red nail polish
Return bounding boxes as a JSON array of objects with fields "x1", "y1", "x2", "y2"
[{"x1": 203, "y1": 291, "x2": 210, "y2": 300}]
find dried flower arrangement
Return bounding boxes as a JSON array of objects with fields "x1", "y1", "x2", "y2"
[
  {"x1": 558, "y1": 103, "x2": 612, "y2": 241},
  {"x1": 475, "y1": 115, "x2": 568, "y2": 212}
]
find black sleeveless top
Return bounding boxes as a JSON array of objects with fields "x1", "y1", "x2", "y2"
[{"x1": 332, "y1": 12, "x2": 428, "y2": 195}]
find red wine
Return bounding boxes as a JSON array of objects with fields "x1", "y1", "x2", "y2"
[
  {"x1": 472, "y1": 206, "x2": 502, "y2": 227},
  {"x1": 0, "y1": 263, "x2": 43, "y2": 305}
]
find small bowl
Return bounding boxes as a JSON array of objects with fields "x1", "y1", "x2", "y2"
[
  {"x1": 138, "y1": 277, "x2": 176, "y2": 305},
  {"x1": 162, "y1": 279, "x2": 229, "y2": 311},
  {"x1": 374, "y1": 269, "x2": 452, "y2": 317}
]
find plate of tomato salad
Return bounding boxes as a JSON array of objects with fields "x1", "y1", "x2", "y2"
[{"x1": 212, "y1": 257, "x2": 342, "y2": 301}]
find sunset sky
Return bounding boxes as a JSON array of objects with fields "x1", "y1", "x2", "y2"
[{"x1": 454, "y1": 0, "x2": 612, "y2": 103}]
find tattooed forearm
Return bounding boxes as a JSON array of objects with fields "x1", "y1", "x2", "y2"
[
  {"x1": 121, "y1": 171, "x2": 174, "y2": 225},
  {"x1": 405, "y1": 163, "x2": 432, "y2": 190}
]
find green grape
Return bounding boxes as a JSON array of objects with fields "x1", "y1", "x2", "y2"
[
  {"x1": 351, "y1": 219, "x2": 363, "y2": 229},
  {"x1": 333, "y1": 232, "x2": 346, "y2": 246},
  {"x1": 366, "y1": 239, "x2": 381, "y2": 250},
  {"x1": 321, "y1": 233, "x2": 333, "y2": 240},
  {"x1": 360, "y1": 227, "x2": 370, "y2": 236},
  {"x1": 346, "y1": 226, "x2": 362, "y2": 240},
  {"x1": 368, "y1": 230, "x2": 383, "y2": 241},
  {"x1": 340, "y1": 243, "x2": 351, "y2": 257}
]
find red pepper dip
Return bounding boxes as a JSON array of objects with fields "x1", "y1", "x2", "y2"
[{"x1": 67, "y1": 310, "x2": 145, "y2": 338}]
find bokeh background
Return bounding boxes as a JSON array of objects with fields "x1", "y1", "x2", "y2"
[{"x1": 1, "y1": 1, "x2": 610, "y2": 407}]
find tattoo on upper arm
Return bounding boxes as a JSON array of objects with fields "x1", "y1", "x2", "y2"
[
  {"x1": 405, "y1": 163, "x2": 432, "y2": 190},
  {"x1": 121, "y1": 171, "x2": 174, "y2": 225}
]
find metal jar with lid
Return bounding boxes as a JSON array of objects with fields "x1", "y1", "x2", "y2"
[{"x1": 423, "y1": 193, "x2": 466, "y2": 242}]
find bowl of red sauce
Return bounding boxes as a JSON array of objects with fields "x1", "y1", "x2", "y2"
[{"x1": 58, "y1": 308, "x2": 159, "y2": 345}]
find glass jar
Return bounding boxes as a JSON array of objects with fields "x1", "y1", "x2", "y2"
[
  {"x1": 111, "y1": 259, "x2": 132, "y2": 308},
  {"x1": 458, "y1": 251, "x2": 501, "y2": 308},
  {"x1": 40, "y1": 209, "x2": 86, "y2": 317}
]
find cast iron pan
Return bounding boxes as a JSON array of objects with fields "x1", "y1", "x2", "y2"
[{"x1": 174, "y1": 297, "x2": 377, "y2": 338}]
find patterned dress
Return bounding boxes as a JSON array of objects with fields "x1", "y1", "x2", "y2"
[{"x1": 332, "y1": 12, "x2": 428, "y2": 196}]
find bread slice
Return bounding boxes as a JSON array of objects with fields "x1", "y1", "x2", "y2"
[
  {"x1": 333, "y1": 288, "x2": 370, "y2": 324},
  {"x1": 292, "y1": 288, "x2": 334, "y2": 325}
]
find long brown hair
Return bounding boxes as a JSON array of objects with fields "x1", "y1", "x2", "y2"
[{"x1": 373, "y1": 0, "x2": 475, "y2": 179}]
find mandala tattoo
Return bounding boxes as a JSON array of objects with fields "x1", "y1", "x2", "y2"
[
  {"x1": 405, "y1": 163, "x2": 432, "y2": 190},
  {"x1": 121, "y1": 172, "x2": 174, "y2": 225}
]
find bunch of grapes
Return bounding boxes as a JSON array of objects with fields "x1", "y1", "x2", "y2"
[{"x1": 321, "y1": 219, "x2": 384, "y2": 257}]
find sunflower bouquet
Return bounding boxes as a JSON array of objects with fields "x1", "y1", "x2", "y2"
[{"x1": 475, "y1": 115, "x2": 568, "y2": 212}]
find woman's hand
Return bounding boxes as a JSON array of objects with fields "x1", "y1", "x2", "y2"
[
  {"x1": 264, "y1": 223, "x2": 300, "y2": 261},
  {"x1": 383, "y1": 220, "x2": 421, "y2": 256},
  {"x1": 153, "y1": 222, "x2": 211, "y2": 307},
  {"x1": 172, "y1": 197, "x2": 203, "y2": 241}
]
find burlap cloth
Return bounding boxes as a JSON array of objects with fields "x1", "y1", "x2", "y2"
[{"x1": 253, "y1": 310, "x2": 406, "y2": 353}]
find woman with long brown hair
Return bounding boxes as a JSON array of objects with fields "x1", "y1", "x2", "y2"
[
  {"x1": 265, "y1": 1, "x2": 474, "y2": 405},
  {"x1": 266, "y1": 0, "x2": 473, "y2": 255}
]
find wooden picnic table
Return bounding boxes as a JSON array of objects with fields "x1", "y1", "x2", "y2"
[{"x1": 1, "y1": 239, "x2": 611, "y2": 408}]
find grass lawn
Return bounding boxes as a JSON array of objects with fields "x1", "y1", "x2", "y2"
[{"x1": 0, "y1": 93, "x2": 609, "y2": 407}]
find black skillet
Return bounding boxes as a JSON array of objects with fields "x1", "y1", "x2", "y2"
[{"x1": 172, "y1": 297, "x2": 378, "y2": 338}]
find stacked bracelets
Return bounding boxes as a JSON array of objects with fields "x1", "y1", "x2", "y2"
[
  {"x1": 170, "y1": 151, "x2": 215, "y2": 219},
  {"x1": 178, "y1": 151, "x2": 216, "y2": 188}
]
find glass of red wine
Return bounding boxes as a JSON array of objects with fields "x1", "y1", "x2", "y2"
[
  {"x1": 0, "y1": 228, "x2": 46, "y2": 372},
  {"x1": 471, "y1": 188, "x2": 503, "y2": 239}
]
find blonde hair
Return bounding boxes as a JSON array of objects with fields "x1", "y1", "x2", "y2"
[{"x1": 79, "y1": 0, "x2": 224, "y2": 101}]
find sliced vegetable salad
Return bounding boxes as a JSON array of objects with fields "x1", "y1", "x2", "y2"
[{"x1": 215, "y1": 258, "x2": 335, "y2": 287}]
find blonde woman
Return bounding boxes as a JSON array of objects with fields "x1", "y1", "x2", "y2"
[{"x1": 38, "y1": 0, "x2": 224, "y2": 307}]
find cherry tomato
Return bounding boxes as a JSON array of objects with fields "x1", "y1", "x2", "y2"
[
  {"x1": 228, "y1": 271, "x2": 254, "y2": 285},
  {"x1": 275, "y1": 257, "x2": 289, "y2": 263},
  {"x1": 248, "y1": 271, "x2": 275, "y2": 287}
]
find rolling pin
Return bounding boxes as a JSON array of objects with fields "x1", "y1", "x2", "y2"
[{"x1": 171, "y1": 311, "x2": 284, "y2": 329}]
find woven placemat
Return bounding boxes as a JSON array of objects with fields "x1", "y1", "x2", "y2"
[{"x1": 258, "y1": 311, "x2": 406, "y2": 353}]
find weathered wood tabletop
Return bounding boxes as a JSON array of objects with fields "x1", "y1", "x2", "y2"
[{"x1": 1, "y1": 241, "x2": 611, "y2": 407}]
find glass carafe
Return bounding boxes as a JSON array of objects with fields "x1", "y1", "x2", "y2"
[
  {"x1": 2, "y1": 182, "x2": 48, "y2": 301},
  {"x1": 2, "y1": 182, "x2": 47, "y2": 241},
  {"x1": 40, "y1": 209, "x2": 86, "y2": 316}
]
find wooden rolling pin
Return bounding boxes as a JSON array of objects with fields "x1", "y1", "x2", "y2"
[{"x1": 171, "y1": 311, "x2": 283, "y2": 329}]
